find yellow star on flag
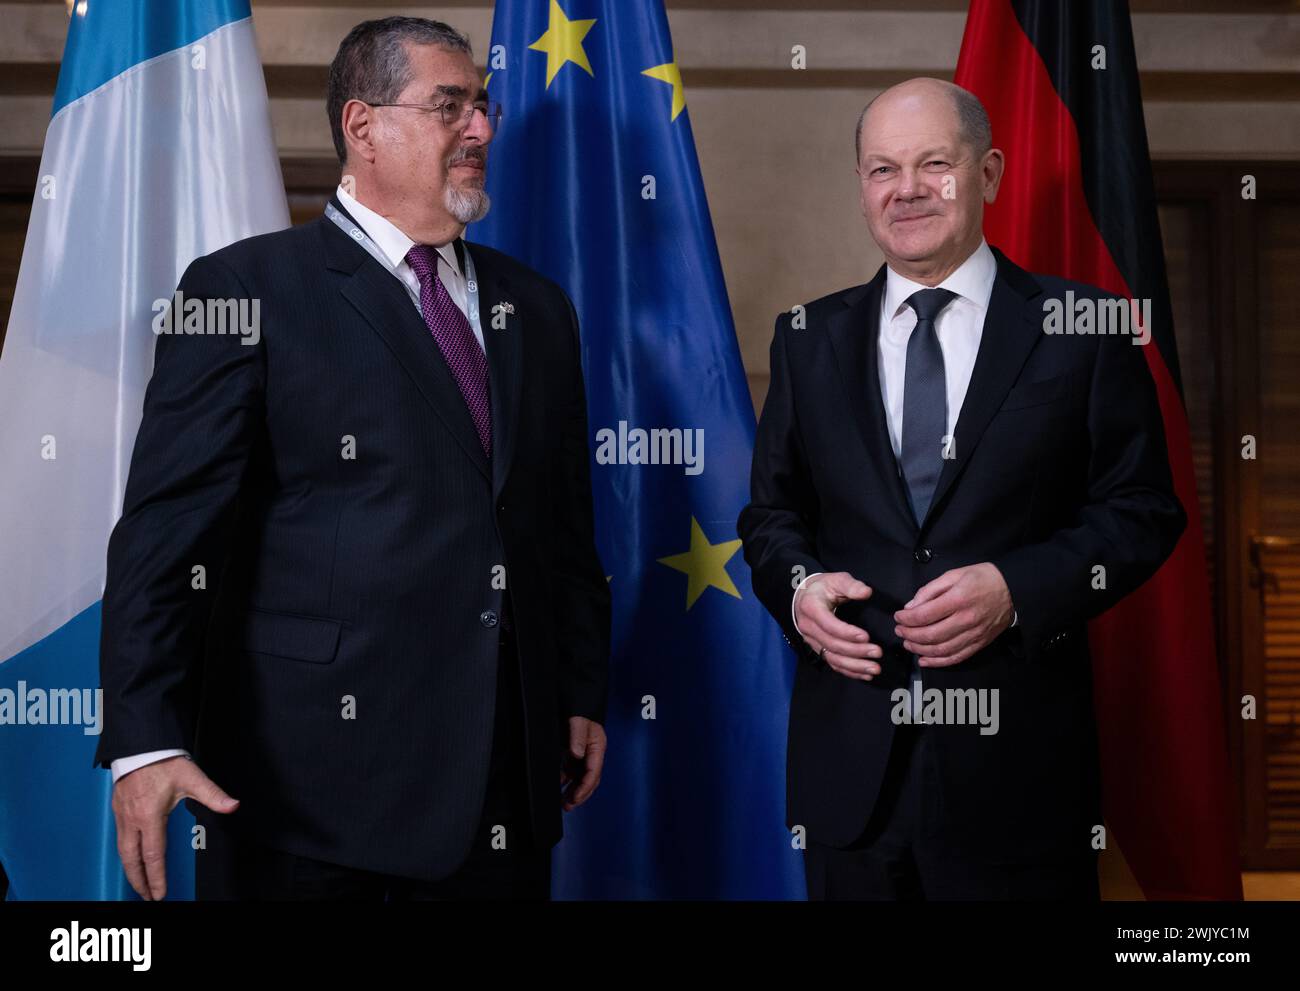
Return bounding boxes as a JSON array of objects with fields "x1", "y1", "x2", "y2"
[
  {"x1": 642, "y1": 60, "x2": 685, "y2": 121},
  {"x1": 528, "y1": 0, "x2": 597, "y2": 88},
  {"x1": 657, "y1": 517, "x2": 743, "y2": 609}
]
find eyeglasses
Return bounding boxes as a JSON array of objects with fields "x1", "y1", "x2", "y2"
[{"x1": 367, "y1": 99, "x2": 502, "y2": 131}]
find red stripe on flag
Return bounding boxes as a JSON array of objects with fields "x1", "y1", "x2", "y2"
[{"x1": 955, "y1": 0, "x2": 1241, "y2": 899}]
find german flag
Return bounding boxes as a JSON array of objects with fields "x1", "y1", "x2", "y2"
[{"x1": 955, "y1": 0, "x2": 1241, "y2": 900}]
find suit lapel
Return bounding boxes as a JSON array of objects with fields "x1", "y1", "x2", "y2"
[
  {"x1": 322, "y1": 197, "x2": 490, "y2": 483},
  {"x1": 465, "y1": 242, "x2": 524, "y2": 502},
  {"x1": 921, "y1": 247, "x2": 1044, "y2": 530},
  {"x1": 827, "y1": 267, "x2": 918, "y2": 533}
]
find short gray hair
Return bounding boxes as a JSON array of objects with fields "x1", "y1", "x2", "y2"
[
  {"x1": 326, "y1": 17, "x2": 473, "y2": 165},
  {"x1": 854, "y1": 82, "x2": 992, "y2": 163}
]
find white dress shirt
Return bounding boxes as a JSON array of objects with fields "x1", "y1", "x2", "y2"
[
  {"x1": 792, "y1": 240, "x2": 1015, "y2": 638},
  {"x1": 110, "y1": 187, "x2": 482, "y2": 784},
  {"x1": 877, "y1": 238, "x2": 995, "y2": 461},
  {"x1": 335, "y1": 183, "x2": 482, "y2": 349}
]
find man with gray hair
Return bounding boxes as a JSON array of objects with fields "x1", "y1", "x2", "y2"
[
  {"x1": 739, "y1": 78, "x2": 1184, "y2": 899},
  {"x1": 97, "y1": 17, "x2": 610, "y2": 900}
]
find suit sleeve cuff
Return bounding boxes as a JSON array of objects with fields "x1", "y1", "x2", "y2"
[{"x1": 110, "y1": 749, "x2": 191, "y2": 784}]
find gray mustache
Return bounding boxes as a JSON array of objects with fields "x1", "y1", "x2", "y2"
[{"x1": 447, "y1": 150, "x2": 487, "y2": 167}]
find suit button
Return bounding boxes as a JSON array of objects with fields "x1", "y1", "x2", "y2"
[
  {"x1": 914, "y1": 547, "x2": 933, "y2": 563},
  {"x1": 480, "y1": 610, "x2": 499, "y2": 628},
  {"x1": 498, "y1": 503, "x2": 505, "y2": 513}
]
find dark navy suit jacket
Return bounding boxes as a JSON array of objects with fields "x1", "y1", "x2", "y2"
[
  {"x1": 739, "y1": 247, "x2": 1184, "y2": 863},
  {"x1": 96, "y1": 196, "x2": 610, "y2": 881}
]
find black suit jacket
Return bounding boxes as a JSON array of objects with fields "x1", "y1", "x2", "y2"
[
  {"x1": 95, "y1": 196, "x2": 610, "y2": 882},
  {"x1": 737, "y1": 247, "x2": 1185, "y2": 863}
]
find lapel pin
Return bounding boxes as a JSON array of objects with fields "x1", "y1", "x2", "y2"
[{"x1": 490, "y1": 301, "x2": 514, "y2": 330}]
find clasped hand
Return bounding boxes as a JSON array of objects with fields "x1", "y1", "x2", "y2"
[{"x1": 794, "y1": 563, "x2": 1013, "y2": 679}]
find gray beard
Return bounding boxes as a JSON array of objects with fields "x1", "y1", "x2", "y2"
[{"x1": 444, "y1": 182, "x2": 490, "y2": 224}]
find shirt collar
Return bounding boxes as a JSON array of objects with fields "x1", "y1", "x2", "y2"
[
  {"x1": 335, "y1": 183, "x2": 460, "y2": 277},
  {"x1": 882, "y1": 238, "x2": 996, "y2": 321}
]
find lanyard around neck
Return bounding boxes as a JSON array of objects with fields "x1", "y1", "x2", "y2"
[{"x1": 325, "y1": 202, "x2": 482, "y2": 340}]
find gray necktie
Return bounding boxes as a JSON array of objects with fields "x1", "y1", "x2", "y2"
[
  {"x1": 900, "y1": 288, "x2": 956, "y2": 525},
  {"x1": 899, "y1": 288, "x2": 955, "y2": 725}
]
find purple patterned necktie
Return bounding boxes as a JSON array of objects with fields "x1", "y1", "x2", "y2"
[{"x1": 405, "y1": 244, "x2": 492, "y2": 457}]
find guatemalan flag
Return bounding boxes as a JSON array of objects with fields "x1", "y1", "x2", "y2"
[
  {"x1": 0, "y1": 0, "x2": 287, "y2": 899},
  {"x1": 476, "y1": 0, "x2": 805, "y2": 898}
]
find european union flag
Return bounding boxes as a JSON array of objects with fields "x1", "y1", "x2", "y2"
[{"x1": 473, "y1": 0, "x2": 804, "y2": 898}]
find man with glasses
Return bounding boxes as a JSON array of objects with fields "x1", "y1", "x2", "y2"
[{"x1": 96, "y1": 17, "x2": 610, "y2": 901}]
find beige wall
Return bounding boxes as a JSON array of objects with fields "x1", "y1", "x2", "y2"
[{"x1": 3, "y1": 0, "x2": 1298, "y2": 407}]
